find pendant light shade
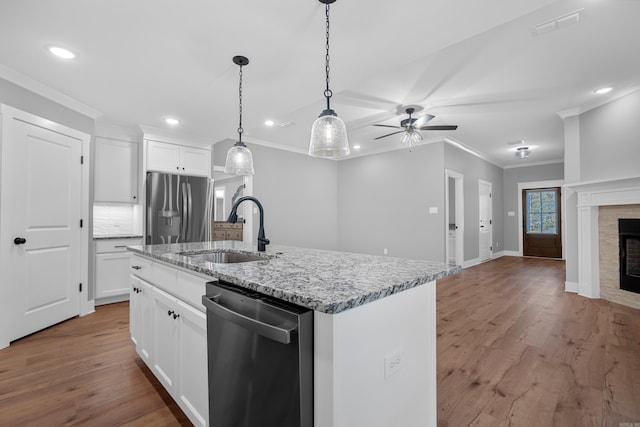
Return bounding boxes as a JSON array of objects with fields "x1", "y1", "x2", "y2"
[
  {"x1": 308, "y1": 0, "x2": 350, "y2": 159},
  {"x1": 224, "y1": 142, "x2": 255, "y2": 175},
  {"x1": 309, "y1": 111, "x2": 350, "y2": 157},
  {"x1": 224, "y1": 55, "x2": 255, "y2": 175}
]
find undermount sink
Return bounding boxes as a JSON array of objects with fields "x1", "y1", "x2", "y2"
[{"x1": 179, "y1": 250, "x2": 270, "y2": 264}]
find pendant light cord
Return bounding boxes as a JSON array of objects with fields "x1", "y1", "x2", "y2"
[
  {"x1": 324, "y1": 3, "x2": 332, "y2": 111},
  {"x1": 238, "y1": 64, "x2": 244, "y2": 143}
]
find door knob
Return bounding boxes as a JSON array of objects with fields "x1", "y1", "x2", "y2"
[{"x1": 13, "y1": 237, "x2": 26, "y2": 245}]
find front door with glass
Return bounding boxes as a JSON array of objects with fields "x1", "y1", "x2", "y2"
[{"x1": 522, "y1": 187, "x2": 562, "y2": 258}]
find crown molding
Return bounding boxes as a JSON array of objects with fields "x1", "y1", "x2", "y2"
[{"x1": 0, "y1": 63, "x2": 102, "y2": 119}]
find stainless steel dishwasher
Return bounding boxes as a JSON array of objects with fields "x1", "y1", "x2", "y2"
[{"x1": 202, "y1": 280, "x2": 313, "y2": 427}]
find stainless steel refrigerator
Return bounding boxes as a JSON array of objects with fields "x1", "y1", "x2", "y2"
[{"x1": 146, "y1": 172, "x2": 213, "y2": 245}]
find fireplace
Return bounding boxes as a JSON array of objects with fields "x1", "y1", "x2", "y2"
[{"x1": 620, "y1": 219, "x2": 640, "y2": 294}]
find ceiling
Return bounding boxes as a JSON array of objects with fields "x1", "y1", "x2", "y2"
[{"x1": 1, "y1": 0, "x2": 639, "y2": 167}]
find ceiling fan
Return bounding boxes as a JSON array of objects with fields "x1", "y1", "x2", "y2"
[{"x1": 373, "y1": 107, "x2": 458, "y2": 148}]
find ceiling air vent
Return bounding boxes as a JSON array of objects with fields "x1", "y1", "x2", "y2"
[{"x1": 532, "y1": 8, "x2": 583, "y2": 36}]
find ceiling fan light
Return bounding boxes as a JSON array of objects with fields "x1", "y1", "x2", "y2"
[
  {"x1": 224, "y1": 141, "x2": 255, "y2": 175},
  {"x1": 309, "y1": 112, "x2": 350, "y2": 158}
]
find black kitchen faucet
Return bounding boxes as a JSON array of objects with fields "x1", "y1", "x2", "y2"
[{"x1": 227, "y1": 196, "x2": 270, "y2": 252}]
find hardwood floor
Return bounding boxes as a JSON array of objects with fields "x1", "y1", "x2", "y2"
[
  {"x1": 1, "y1": 256, "x2": 638, "y2": 426},
  {"x1": 437, "y1": 256, "x2": 640, "y2": 427},
  {"x1": 0, "y1": 302, "x2": 190, "y2": 426}
]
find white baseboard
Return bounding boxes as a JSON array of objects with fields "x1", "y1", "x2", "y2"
[
  {"x1": 565, "y1": 281, "x2": 578, "y2": 293},
  {"x1": 95, "y1": 294, "x2": 130, "y2": 307},
  {"x1": 502, "y1": 250, "x2": 520, "y2": 257},
  {"x1": 463, "y1": 257, "x2": 482, "y2": 269},
  {"x1": 493, "y1": 251, "x2": 505, "y2": 259}
]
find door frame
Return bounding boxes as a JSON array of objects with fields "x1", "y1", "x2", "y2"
[
  {"x1": 478, "y1": 179, "x2": 493, "y2": 262},
  {"x1": 445, "y1": 169, "x2": 464, "y2": 266},
  {"x1": 517, "y1": 179, "x2": 564, "y2": 258},
  {"x1": 0, "y1": 105, "x2": 91, "y2": 346}
]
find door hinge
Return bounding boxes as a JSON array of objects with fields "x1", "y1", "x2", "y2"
[
  {"x1": 490, "y1": 219, "x2": 492, "y2": 225},
  {"x1": 79, "y1": 283, "x2": 83, "y2": 292},
  {"x1": 80, "y1": 219, "x2": 83, "y2": 228},
  {"x1": 490, "y1": 246, "x2": 493, "y2": 251},
  {"x1": 80, "y1": 155, "x2": 84, "y2": 164},
  {"x1": 490, "y1": 193, "x2": 492, "y2": 198}
]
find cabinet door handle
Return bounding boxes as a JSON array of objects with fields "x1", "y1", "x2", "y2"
[
  {"x1": 173, "y1": 313, "x2": 180, "y2": 319},
  {"x1": 168, "y1": 310, "x2": 174, "y2": 316},
  {"x1": 114, "y1": 245, "x2": 127, "y2": 248},
  {"x1": 14, "y1": 237, "x2": 27, "y2": 245},
  {"x1": 132, "y1": 265, "x2": 142, "y2": 270}
]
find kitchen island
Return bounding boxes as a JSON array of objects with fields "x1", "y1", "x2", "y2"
[{"x1": 128, "y1": 241, "x2": 460, "y2": 427}]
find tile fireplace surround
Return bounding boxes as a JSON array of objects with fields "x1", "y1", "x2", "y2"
[{"x1": 568, "y1": 176, "x2": 640, "y2": 310}]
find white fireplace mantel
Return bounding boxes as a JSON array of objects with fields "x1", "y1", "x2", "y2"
[{"x1": 565, "y1": 176, "x2": 640, "y2": 299}]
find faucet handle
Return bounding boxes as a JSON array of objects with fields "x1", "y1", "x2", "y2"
[{"x1": 258, "y1": 237, "x2": 270, "y2": 245}]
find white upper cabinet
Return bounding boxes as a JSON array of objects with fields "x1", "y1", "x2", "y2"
[
  {"x1": 146, "y1": 140, "x2": 210, "y2": 177},
  {"x1": 94, "y1": 137, "x2": 139, "y2": 203}
]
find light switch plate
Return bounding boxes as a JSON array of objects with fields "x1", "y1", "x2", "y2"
[
  {"x1": 429, "y1": 207, "x2": 438, "y2": 214},
  {"x1": 508, "y1": 211, "x2": 515, "y2": 216}
]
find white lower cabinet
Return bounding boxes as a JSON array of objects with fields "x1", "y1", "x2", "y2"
[
  {"x1": 151, "y1": 286, "x2": 179, "y2": 390},
  {"x1": 130, "y1": 255, "x2": 209, "y2": 427},
  {"x1": 176, "y1": 299, "x2": 208, "y2": 427},
  {"x1": 130, "y1": 276, "x2": 152, "y2": 364},
  {"x1": 96, "y1": 238, "x2": 142, "y2": 304}
]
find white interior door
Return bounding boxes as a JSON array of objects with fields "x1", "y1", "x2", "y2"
[
  {"x1": 479, "y1": 180, "x2": 493, "y2": 262},
  {"x1": 1, "y1": 107, "x2": 83, "y2": 343}
]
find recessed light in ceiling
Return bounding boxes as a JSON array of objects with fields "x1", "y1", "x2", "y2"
[
  {"x1": 353, "y1": 145, "x2": 361, "y2": 149},
  {"x1": 165, "y1": 117, "x2": 180, "y2": 126},
  {"x1": 47, "y1": 45, "x2": 76, "y2": 59},
  {"x1": 594, "y1": 87, "x2": 613, "y2": 95},
  {"x1": 264, "y1": 120, "x2": 275, "y2": 127}
]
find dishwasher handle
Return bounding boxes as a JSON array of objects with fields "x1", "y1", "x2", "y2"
[{"x1": 202, "y1": 294, "x2": 295, "y2": 345}]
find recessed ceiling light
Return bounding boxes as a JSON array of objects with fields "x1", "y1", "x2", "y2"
[
  {"x1": 353, "y1": 145, "x2": 361, "y2": 149},
  {"x1": 47, "y1": 45, "x2": 76, "y2": 59},
  {"x1": 264, "y1": 120, "x2": 275, "y2": 127},
  {"x1": 594, "y1": 87, "x2": 613, "y2": 95},
  {"x1": 165, "y1": 117, "x2": 180, "y2": 126}
]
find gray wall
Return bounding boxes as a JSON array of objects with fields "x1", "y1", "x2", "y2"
[
  {"x1": 502, "y1": 163, "x2": 564, "y2": 252},
  {"x1": 0, "y1": 78, "x2": 94, "y2": 134},
  {"x1": 580, "y1": 89, "x2": 640, "y2": 181},
  {"x1": 337, "y1": 143, "x2": 445, "y2": 262},
  {"x1": 214, "y1": 141, "x2": 338, "y2": 250},
  {"x1": 444, "y1": 143, "x2": 504, "y2": 262}
]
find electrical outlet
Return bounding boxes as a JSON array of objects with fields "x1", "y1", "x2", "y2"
[
  {"x1": 385, "y1": 350, "x2": 403, "y2": 378},
  {"x1": 383, "y1": 248, "x2": 388, "y2": 255},
  {"x1": 429, "y1": 207, "x2": 438, "y2": 214}
]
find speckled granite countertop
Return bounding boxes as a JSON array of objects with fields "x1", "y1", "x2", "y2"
[{"x1": 128, "y1": 241, "x2": 461, "y2": 314}]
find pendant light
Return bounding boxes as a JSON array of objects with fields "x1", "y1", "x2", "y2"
[
  {"x1": 308, "y1": 0, "x2": 350, "y2": 158},
  {"x1": 224, "y1": 55, "x2": 255, "y2": 175}
]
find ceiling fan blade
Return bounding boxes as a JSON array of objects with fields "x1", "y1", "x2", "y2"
[
  {"x1": 413, "y1": 114, "x2": 435, "y2": 127},
  {"x1": 374, "y1": 131, "x2": 405, "y2": 140},
  {"x1": 419, "y1": 125, "x2": 458, "y2": 131},
  {"x1": 373, "y1": 124, "x2": 403, "y2": 129}
]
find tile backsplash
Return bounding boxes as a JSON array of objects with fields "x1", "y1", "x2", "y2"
[{"x1": 93, "y1": 204, "x2": 138, "y2": 236}]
